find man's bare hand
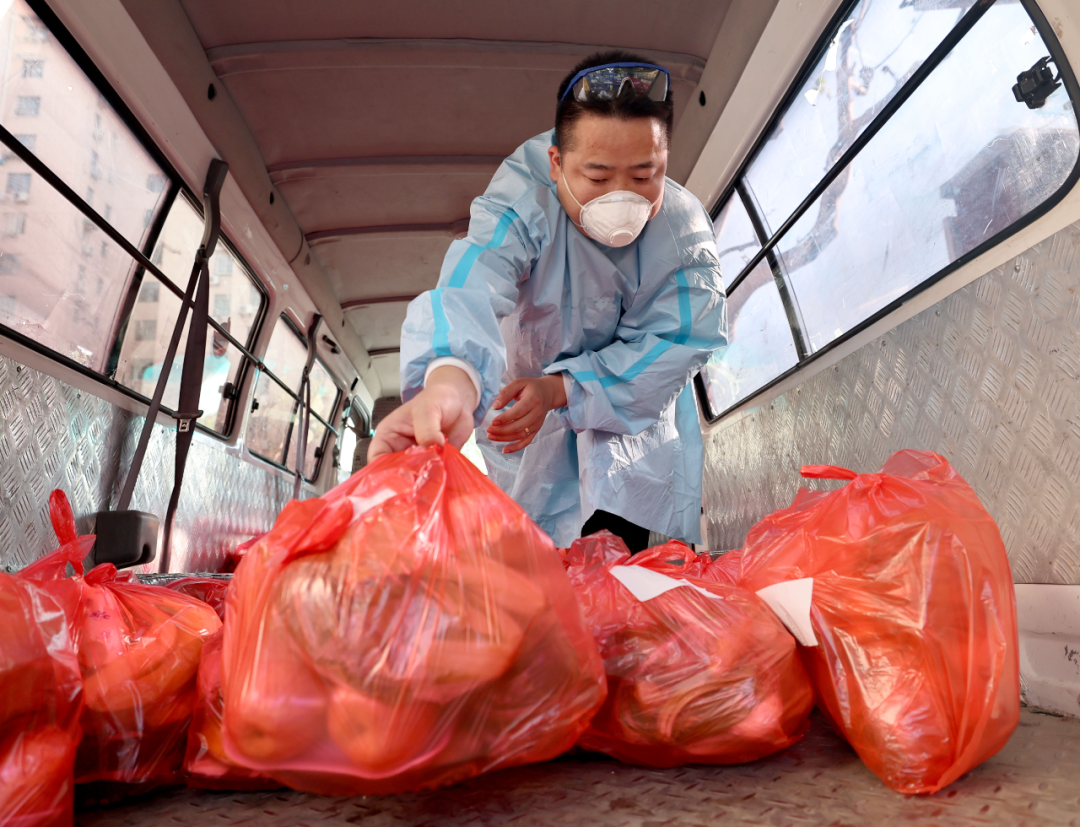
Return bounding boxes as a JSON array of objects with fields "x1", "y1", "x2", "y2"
[
  {"x1": 485, "y1": 374, "x2": 567, "y2": 453},
  {"x1": 369, "y1": 366, "x2": 478, "y2": 462}
]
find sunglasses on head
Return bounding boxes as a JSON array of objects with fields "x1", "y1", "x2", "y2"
[{"x1": 561, "y1": 63, "x2": 671, "y2": 104}]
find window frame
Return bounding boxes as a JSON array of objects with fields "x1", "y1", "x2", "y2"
[
  {"x1": 697, "y1": 0, "x2": 1080, "y2": 423},
  {"x1": 107, "y1": 190, "x2": 271, "y2": 439},
  {"x1": 247, "y1": 313, "x2": 343, "y2": 482},
  {"x1": 0, "y1": 0, "x2": 275, "y2": 442}
]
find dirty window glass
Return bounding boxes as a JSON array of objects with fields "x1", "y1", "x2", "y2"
[
  {"x1": 247, "y1": 317, "x2": 307, "y2": 465},
  {"x1": 0, "y1": 167, "x2": 139, "y2": 369},
  {"x1": 700, "y1": 259, "x2": 798, "y2": 417},
  {"x1": 285, "y1": 417, "x2": 327, "y2": 481},
  {"x1": 114, "y1": 196, "x2": 265, "y2": 433},
  {"x1": 0, "y1": 0, "x2": 168, "y2": 247},
  {"x1": 782, "y1": 3, "x2": 1080, "y2": 351},
  {"x1": 308, "y1": 359, "x2": 340, "y2": 424},
  {"x1": 713, "y1": 194, "x2": 762, "y2": 289},
  {"x1": 744, "y1": 0, "x2": 978, "y2": 233}
]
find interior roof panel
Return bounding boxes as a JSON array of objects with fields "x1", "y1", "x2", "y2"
[
  {"x1": 272, "y1": 160, "x2": 500, "y2": 234},
  {"x1": 342, "y1": 302, "x2": 411, "y2": 351},
  {"x1": 179, "y1": 0, "x2": 733, "y2": 60},
  {"x1": 313, "y1": 231, "x2": 455, "y2": 302},
  {"x1": 210, "y1": 44, "x2": 700, "y2": 167}
]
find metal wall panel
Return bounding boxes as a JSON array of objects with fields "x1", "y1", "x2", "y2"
[
  {"x1": 0, "y1": 355, "x2": 311, "y2": 573},
  {"x1": 703, "y1": 220, "x2": 1080, "y2": 585}
]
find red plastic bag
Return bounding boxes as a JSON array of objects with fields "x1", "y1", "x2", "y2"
[
  {"x1": 165, "y1": 577, "x2": 230, "y2": 621},
  {"x1": 628, "y1": 540, "x2": 711, "y2": 578},
  {"x1": 26, "y1": 493, "x2": 222, "y2": 788},
  {"x1": 564, "y1": 531, "x2": 813, "y2": 767},
  {"x1": 737, "y1": 450, "x2": 1020, "y2": 794},
  {"x1": 700, "y1": 550, "x2": 742, "y2": 586},
  {"x1": 221, "y1": 444, "x2": 606, "y2": 794},
  {"x1": 184, "y1": 630, "x2": 278, "y2": 790},
  {"x1": 0, "y1": 556, "x2": 84, "y2": 827}
]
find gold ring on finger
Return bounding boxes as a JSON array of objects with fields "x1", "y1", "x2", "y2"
[{"x1": 525, "y1": 427, "x2": 530, "y2": 435}]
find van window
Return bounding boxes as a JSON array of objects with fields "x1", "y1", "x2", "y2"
[
  {"x1": 0, "y1": 0, "x2": 173, "y2": 371},
  {"x1": 113, "y1": 195, "x2": 266, "y2": 434},
  {"x1": 0, "y1": 0, "x2": 167, "y2": 247},
  {"x1": 700, "y1": 0, "x2": 1080, "y2": 421},
  {"x1": 248, "y1": 316, "x2": 340, "y2": 480}
]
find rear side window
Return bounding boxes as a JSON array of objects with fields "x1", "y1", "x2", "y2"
[
  {"x1": 248, "y1": 316, "x2": 341, "y2": 481},
  {"x1": 0, "y1": 0, "x2": 171, "y2": 370},
  {"x1": 699, "y1": 0, "x2": 1080, "y2": 421},
  {"x1": 112, "y1": 196, "x2": 266, "y2": 435}
]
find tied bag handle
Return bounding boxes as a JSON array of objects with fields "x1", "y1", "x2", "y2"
[{"x1": 800, "y1": 465, "x2": 858, "y2": 481}]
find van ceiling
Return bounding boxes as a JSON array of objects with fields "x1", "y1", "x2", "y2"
[{"x1": 174, "y1": 0, "x2": 736, "y2": 396}]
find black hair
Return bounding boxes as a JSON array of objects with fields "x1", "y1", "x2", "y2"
[{"x1": 554, "y1": 50, "x2": 674, "y2": 151}]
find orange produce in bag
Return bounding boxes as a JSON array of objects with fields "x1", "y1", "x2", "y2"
[
  {"x1": 25, "y1": 492, "x2": 222, "y2": 789},
  {"x1": 221, "y1": 444, "x2": 606, "y2": 795},
  {"x1": 73, "y1": 565, "x2": 222, "y2": 785},
  {"x1": 184, "y1": 630, "x2": 278, "y2": 790},
  {"x1": 0, "y1": 542, "x2": 85, "y2": 827},
  {"x1": 564, "y1": 531, "x2": 813, "y2": 767},
  {"x1": 737, "y1": 450, "x2": 1019, "y2": 794}
]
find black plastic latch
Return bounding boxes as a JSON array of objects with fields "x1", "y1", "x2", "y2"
[
  {"x1": 1013, "y1": 56, "x2": 1061, "y2": 110},
  {"x1": 92, "y1": 510, "x2": 159, "y2": 569}
]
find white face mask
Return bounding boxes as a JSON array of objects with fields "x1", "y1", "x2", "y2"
[{"x1": 562, "y1": 170, "x2": 659, "y2": 247}]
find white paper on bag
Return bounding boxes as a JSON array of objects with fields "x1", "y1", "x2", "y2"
[
  {"x1": 610, "y1": 566, "x2": 723, "y2": 603},
  {"x1": 754, "y1": 578, "x2": 818, "y2": 647}
]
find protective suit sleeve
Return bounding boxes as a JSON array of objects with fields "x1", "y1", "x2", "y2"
[
  {"x1": 401, "y1": 193, "x2": 539, "y2": 425},
  {"x1": 544, "y1": 263, "x2": 726, "y2": 435}
]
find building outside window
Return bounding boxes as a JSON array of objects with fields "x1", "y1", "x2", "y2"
[
  {"x1": 133, "y1": 319, "x2": 156, "y2": 341},
  {"x1": 3, "y1": 213, "x2": 26, "y2": 236},
  {"x1": 14, "y1": 95, "x2": 39, "y2": 116}
]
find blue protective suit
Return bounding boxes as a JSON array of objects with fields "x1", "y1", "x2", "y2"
[{"x1": 401, "y1": 130, "x2": 727, "y2": 547}]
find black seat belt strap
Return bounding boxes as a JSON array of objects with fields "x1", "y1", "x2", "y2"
[{"x1": 102, "y1": 159, "x2": 229, "y2": 570}]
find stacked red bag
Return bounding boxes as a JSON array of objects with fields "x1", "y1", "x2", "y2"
[
  {"x1": 220, "y1": 444, "x2": 606, "y2": 794},
  {"x1": 563, "y1": 532, "x2": 814, "y2": 767},
  {"x1": 734, "y1": 450, "x2": 1020, "y2": 794},
  {"x1": 0, "y1": 542, "x2": 84, "y2": 827},
  {"x1": 24, "y1": 492, "x2": 222, "y2": 794}
]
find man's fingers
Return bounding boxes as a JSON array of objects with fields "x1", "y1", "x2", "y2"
[
  {"x1": 490, "y1": 397, "x2": 539, "y2": 428},
  {"x1": 369, "y1": 403, "x2": 418, "y2": 461},
  {"x1": 502, "y1": 432, "x2": 538, "y2": 454},
  {"x1": 369, "y1": 430, "x2": 415, "y2": 461},
  {"x1": 493, "y1": 379, "x2": 528, "y2": 410},
  {"x1": 412, "y1": 398, "x2": 447, "y2": 448},
  {"x1": 447, "y1": 409, "x2": 476, "y2": 449},
  {"x1": 487, "y1": 410, "x2": 545, "y2": 442}
]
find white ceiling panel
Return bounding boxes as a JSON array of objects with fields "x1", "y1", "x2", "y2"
[
  {"x1": 209, "y1": 41, "x2": 703, "y2": 166},
  {"x1": 312, "y1": 229, "x2": 455, "y2": 302},
  {"x1": 181, "y1": 0, "x2": 733, "y2": 60},
  {"x1": 346, "y1": 301, "x2": 410, "y2": 352},
  {"x1": 370, "y1": 352, "x2": 401, "y2": 396},
  {"x1": 271, "y1": 159, "x2": 499, "y2": 235}
]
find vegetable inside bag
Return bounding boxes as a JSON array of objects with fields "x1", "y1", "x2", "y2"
[
  {"x1": 23, "y1": 491, "x2": 221, "y2": 791},
  {"x1": 736, "y1": 450, "x2": 1020, "y2": 794},
  {"x1": 0, "y1": 551, "x2": 84, "y2": 827},
  {"x1": 221, "y1": 444, "x2": 606, "y2": 795},
  {"x1": 564, "y1": 532, "x2": 814, "y2": 767}
]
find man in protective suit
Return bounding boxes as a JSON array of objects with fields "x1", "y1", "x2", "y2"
[{"x1": 370, "y1": 51, "x2": 728, "y2": 552}]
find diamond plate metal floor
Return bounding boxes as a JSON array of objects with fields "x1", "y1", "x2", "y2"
[{"x1": 75, "y1": 709, "x2": 1080, "y2": 827}]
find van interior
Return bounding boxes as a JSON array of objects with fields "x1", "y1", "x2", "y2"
[{"x1": 2, "y1": 0, "x2": 1080, "y2": 821}]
